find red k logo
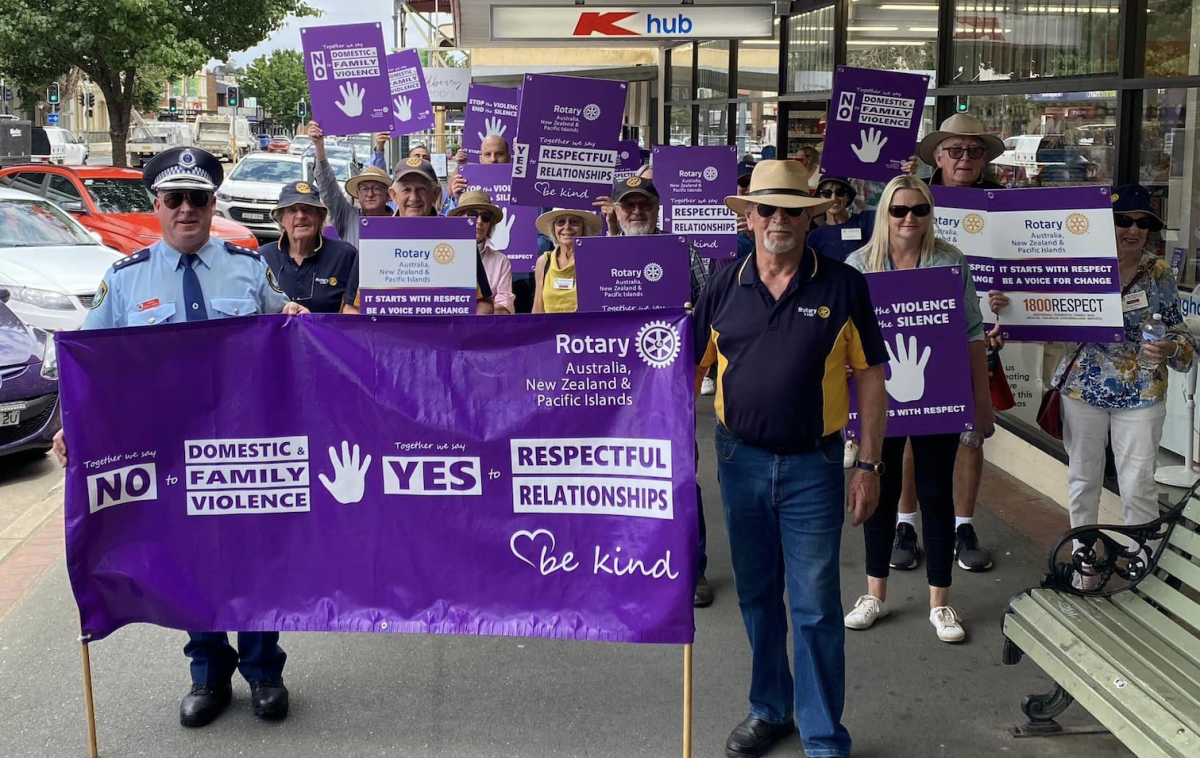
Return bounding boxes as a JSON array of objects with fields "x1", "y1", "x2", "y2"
[{"x1": 573, "y1": 11, "x2": 638, "y2": 36}]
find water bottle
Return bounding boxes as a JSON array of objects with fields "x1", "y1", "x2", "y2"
[{"x1": 1138, "y1": 313, "x2": 1167, "y2": 371}]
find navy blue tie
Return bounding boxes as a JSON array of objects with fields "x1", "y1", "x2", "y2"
[{"x1": 182, "y1": 255, "x2": 208, "y2": 321}]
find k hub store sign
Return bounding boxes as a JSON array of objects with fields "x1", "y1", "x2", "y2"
[{"x1": 490, "y1": 5, "x2": 775, "y2": 40}]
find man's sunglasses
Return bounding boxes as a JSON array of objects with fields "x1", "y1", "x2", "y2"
[
  {"x1": 463, "y1": 210, "x2": 494, "y2": 224},
  {"x1": 753, "y1": 203, "x2": 807, "y2": 218},
  {"x1": 887, "y1": 203, "x2": 932, "y2": 219},
  {"x1": 1114, "y1": 214, "x2": 1157, "y2": 230},
  {"x1": 818, "y1": 188, "x2": 849, "y2": 199},
  {"x1": 161, "y1": 190, "x2": 213, "y2": 209},
  {"x1": 943, "y1": 146, "x2": 988, "y2": 160}
]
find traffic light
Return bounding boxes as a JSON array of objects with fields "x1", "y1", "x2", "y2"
[
  {"x1": 1, "y1": 85, "x2": 10, "y2": 102},
  {"x1": 169, "y1": 97, "x2": 178, "y2": 114},
  {"x1": 956, "y1": 96, "x2": 970, "y2": 114},
  {"x1": 79, "y1": 93, "x2": 85, "y2": 107},
  {"x1": 297, "y1": 99, "x2": 307, "y2": 118},
  {"x1": 87, "y1": 93, "x2": 95, "y2": 108},
  {"x1": 47, "y1": 82, "x2": 60, "y2": 105},
  {"x1": 227, "y1": 86, "x2": 239, "y2": 108}
]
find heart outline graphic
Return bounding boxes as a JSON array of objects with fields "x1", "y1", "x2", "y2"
[
  {"x1": 533, "y1": 181, "x2": 552, "y2": 196},
  {"x1": 510, "y1": 529, "x2": 556, "y2": 569}
]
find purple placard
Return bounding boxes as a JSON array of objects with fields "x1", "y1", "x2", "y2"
[
  {"x1": 460, "y1": 163, "x2": 540, "y2": 273},
  {"x1": 358, "y1": 216, "x2": 477, "y2": 315},
  {"x1": 463, "y1": 84, "x2": 522, "y2": 160},
  {"x1": 59, "y1": 311, "x2": 697, "y2": 643},
  {"x1": 846, "y1": 267, "x2": 975, "y2": 439},
  {"x1": 510, "y1": 74, "x2": 627, "y2": 209},
  {"x1": 653, "y1": 145, "x2": 739, "y2": 260},
  {"x1": 574, "y1": 236, "x2": 691, "y2": 312},
  {"x1": 302, "y1": 23, "x2": 393, "y2": 136},
  {"x1": 387, "y1": 50, "x2": 435, "y2": 134},
  {"x1": 822, "y1": 66, "x2": 929, "y2": 183},
  {"x1": 615, "y1": 140, "x2": 643, "y2": 183}
]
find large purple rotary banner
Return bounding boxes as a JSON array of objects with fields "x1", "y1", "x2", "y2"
[{"x1": 60, "y1": 312, "x2": 697, "y2": 644}]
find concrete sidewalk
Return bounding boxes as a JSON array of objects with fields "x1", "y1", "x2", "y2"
[{"x1": 0, "y1": 407, "x2": 1132, "y2": 758}]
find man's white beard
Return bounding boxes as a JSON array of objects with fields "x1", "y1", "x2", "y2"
[
  {"x1": 764, "y1": 234, "x2": 796, "y2": 254},
  {"x1": 619, "y1": 218, "x2": 654, "y2": 236}
]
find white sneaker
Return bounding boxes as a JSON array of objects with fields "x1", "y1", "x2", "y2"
[
  {"x1": 844, "y1": 595, "x2": 888, "y2": 630},
  {"x1": 930, "y1": 606, "x2": 966, "y2": 643},
  {"x1": 701, "y1": 376, "x2": 716, "y2": 396}
]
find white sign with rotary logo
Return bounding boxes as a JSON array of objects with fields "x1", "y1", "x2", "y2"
[{"x1": 356, "y1": 216, "x2": 479, "y2": 316}]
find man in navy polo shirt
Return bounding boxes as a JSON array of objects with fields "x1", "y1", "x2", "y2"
[
  {"x1": 693, "y1": 160, "x2": 889, "y2": 758},
  {"x1": 259, "y1": 182, "x2": 357, "y2": 313}
]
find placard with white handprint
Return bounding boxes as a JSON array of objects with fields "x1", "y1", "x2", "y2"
[
  {"x1": 386, "y1": 50, "x2": 435, "y2": 134},
  {"x1": 460, "y1": 163, "x2": 540, "y2": 273},
  {"x1": 302, "y1": 23, "x2": 394, "y2": 136},
  {"x1": 821, "y1": 66, "x2": 930, "y2": 183},
  {"x1": 463, "y1": 84, "x2": 521, "y2": 161},
  {"x1": 846, "y1": 267, "x2": 975, "y2": 440}
]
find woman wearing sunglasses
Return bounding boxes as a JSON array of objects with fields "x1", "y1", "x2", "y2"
[
  {"x1": 448, "y1": 191, "x2": 515, "y2": 315},
  {"x1": 805, "y1": 177, "x2": 876, "y2": 263},
  {"x1": 1053, "y1": 184, "x2": 1195, "y2": 552},
  {"x1": 843, "y1": 175, "x2": 992, "y2": 643},
  {"x1": 531, "y1": 209, "x2": 603, "y2": 314}
]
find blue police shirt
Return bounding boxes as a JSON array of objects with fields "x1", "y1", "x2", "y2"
[
  {"x1": 83, "y1": 237, "x2": 290, "y2": 329},
  {"x1": 807, "y1": 211, "x2": 877, "y2": 263}
]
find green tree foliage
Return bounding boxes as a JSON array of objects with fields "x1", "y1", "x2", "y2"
[
  {"x1": 240, "y1": 50, "x2": 308, "y2": 132},
  {"x1": 0, "y1": 0, "x2": 315, "y2": 166}
]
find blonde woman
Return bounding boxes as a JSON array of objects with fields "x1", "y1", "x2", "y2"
[
  {"x1": 842, "y1": 175, "x2": 993, "y2": 643},
  {"x1": 532, "y1": 209, "x2": 602, "y2": 314}
]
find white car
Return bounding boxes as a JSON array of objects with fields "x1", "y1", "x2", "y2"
[
  {"x1": 288, "y1": 135, "x2": 313, "y2": 155},
  {"x1": 216, "y1": 153, "x2": 357, "y2": 240},
  {"x1": 0, "y1": 187, "x2": 122, "y2": 331},
  {"x1": 38, "y1": 127, "x2": 89, "y2": 165}
]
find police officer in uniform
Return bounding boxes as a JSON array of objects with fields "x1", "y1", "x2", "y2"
[
  {"x1": 52, "y1": 147, "x2": 309, "y2": 728},
  {"x1": 259, "y1": 181, "x2": 356, "y2": 313}
]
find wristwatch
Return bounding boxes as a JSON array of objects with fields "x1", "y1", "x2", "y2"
[{"x1": 855, "y1": 460, "x2": 886, "y2": 476}]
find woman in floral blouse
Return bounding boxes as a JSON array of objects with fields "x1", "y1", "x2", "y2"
[{"x1": 1053, "y1": 184, "x2": 1196, "y2": 532}]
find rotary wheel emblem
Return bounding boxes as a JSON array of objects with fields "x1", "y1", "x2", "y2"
[
  {"x1": 583, "y1": 103, "x2": 601, "y2": 121},
  {"x1": 1066, "y1": 213, "x2": 1090, "y2": 235},
  {"x1": 636, "y1": 321, "x2": 682, "y2": 369},
  {"x1": 628, "y1": 177, "x2": 642, "y2": 187},
  {"x1": 643, "y1": 263, "x2": 663, "y2": 282},
  {"x1": 703, "y1": 166, "x2": 718, "y2": 181},
  {"x1": 407, "y1": 157, "x2": 422, "y2": 167},
  {"x1": 963, "y1": 213, "x2": 986, "y2": 235},
  {"x1": 433, "y1": 243, "x2": 455, "y2": 265}
]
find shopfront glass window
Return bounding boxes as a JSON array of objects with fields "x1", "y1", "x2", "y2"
[
  {"x1": 964, "y1": 92, "x2": 1117, "y2": 187},
  {"x1": 696, "y1": 41, "x2": 730, "y2": 99},
  {"x1": 847, "y1": 0, "x2": 937, "y2": 75},
  {"x1": 700, "y1": 105, "x2": 730, "y2": 146},
  {"x1": 952, "y1": 0, "x2": 1120, "y2": 82},
  {"x1": 670, "y1": 44, "x2": 694, "y2": 102},
  {"x1": 739, "y1": 19, "x2": 780, "y2": 100},
  {"x1": 736, "y1": 102, "x2": 777, "y2": 160},
  {"x1": 670, "y1": 106, "x2": 693, "y2": 146},
  {"x1": 1142, "y1": 88, "x2": 1200, "y2": 287},
  {"x1": 1146, "y1": 0, "x2": 1200, "y2": 77},
  {"x1": 787, "y1": 6, "x2": 835, "y2": 93}
]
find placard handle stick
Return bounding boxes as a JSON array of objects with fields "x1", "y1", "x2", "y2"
[
  {"x1": 682, "y1": 643, "x2": 693, "y2": 758},
  {"x1": 79, "y1": 632, "x2": 99, "y2": 758}
]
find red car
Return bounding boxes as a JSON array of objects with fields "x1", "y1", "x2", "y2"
[
  {"x1": 266, "y1": 136, "x2": 292, "y2": 154},
  {"x1": 0, "y1": 165, "x2": 258, "y2": 256}
]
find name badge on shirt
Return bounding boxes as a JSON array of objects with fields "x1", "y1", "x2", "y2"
[
  {"x1": 841, "y1": 228, "x2": 862, "y2": 241},
  {"x1": 553, "y1": 277, "x2": 575, "y2": 291},
  {"x1": 1122, "y1": 291, "x2": 1148, "y2": 312}
]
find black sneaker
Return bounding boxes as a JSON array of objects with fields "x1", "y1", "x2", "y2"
[
  {"x1": 889, "y1": 522, "x2": 921, "y2": 570},
  {"x1": 955, "y1": 523, "x2": 993, "y2": 571}
]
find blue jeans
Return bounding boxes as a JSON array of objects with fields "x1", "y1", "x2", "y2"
[
  {"x1": 715, "y1": 424, "x2": 850, "y2": 758},
  {"x1": 185, "y1": 632, "x2": 286, "y2": 686}
]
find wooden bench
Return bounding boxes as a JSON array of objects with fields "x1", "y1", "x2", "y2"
[{"x1": 1001, "y1": 485, "x2": 1200, "y2": 758}]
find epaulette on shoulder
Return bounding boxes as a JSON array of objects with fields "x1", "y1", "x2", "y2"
[
  {"x1": 224, "y1": 241, "x2": 262, "y2": 259},
  {"x1": 112, "y1": 248, "x2": 152, "y2": 271}
]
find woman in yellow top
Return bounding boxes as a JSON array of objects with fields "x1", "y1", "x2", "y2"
[{"x1": 532, "y1": 208, "x2": 603, "y2": 313}]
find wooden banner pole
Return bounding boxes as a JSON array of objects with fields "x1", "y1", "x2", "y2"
[
  {"x1": 682, "y1": 643, "x2": 693, "y2": 758},
  {"x1": 79, "y1": 634, "x2": 98, "y2": 758}
]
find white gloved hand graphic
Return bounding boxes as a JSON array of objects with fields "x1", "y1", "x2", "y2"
[
  {"x1": 850, "y1": 127, "x2": 889, "y2": 164},
  {"x1": 491, "y1": 210, "x2": 516, "y2": 251},
  {"x1": 479, "y1": 116, "x2": 507, "y2": 142},
  {"x1": 335, "y1": 82, "x2": 365, "y2": 117},
  {"x1": 395, "y1": 95, "x2": 413, "y2": 122},
  {"x1": 318, "y1": 441, "x2": 372, "y2": 505},
  {"x1": 884, "y1": 333, "x2": 931, "y2": 403}
]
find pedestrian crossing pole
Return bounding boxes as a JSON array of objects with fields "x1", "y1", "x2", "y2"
[
  {"x1": 79, "y1": 632, "x2": 99, "y2": 758},
  {"x1": 683, "y1": 644, "x2": 693, "y2": 758}
]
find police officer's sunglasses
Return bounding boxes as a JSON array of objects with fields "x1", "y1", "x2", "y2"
[
  {"x1": 161, "y1": 190, "x2": 213, "y2": 209},
  {"x1": 887, "y1": 204, "x2": 932, "y2": 219},
  {"x1": 462, "y1": 210, "x2": 494, "y2": 224},
  {"x1": 1113, "y1": 214, "x2": 1157, "y2": 229},
  {"x1": 752, "y1": 203, "x2": 807, "y2": 218},
  {"x1": 942, "y1": 146, "x2": 988, "y2": 160}
]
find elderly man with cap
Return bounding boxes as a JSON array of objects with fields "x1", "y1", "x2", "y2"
[
  {"x1": 258, "y1": 182, "x2": 357, "y2": 314},
  {"x1": 889, "y1": 113, "x2": 1007, "y2": 576},
  {"x1": 448, "y1": 135, "x2": 512, "y2": 203},
  {"x1": 806, "y1": 177, "x2": 876, "y2": 263},
  {"x1": 307, "y1": 121, "x2": 392, "y2": 252},
  {"x1": 448, "y1": 190, "x2": 515, "y2": 314},
  {"x1": 52, "y1": 146, "x2": 308, "y2": 728},
  {"x1": 693, "y1": 160, "x2": 887, "y2": 758}
]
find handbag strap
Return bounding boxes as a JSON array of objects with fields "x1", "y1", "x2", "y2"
[{"x1": 1052, "y1": 264, "x2": 1148, "y2": 390}]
